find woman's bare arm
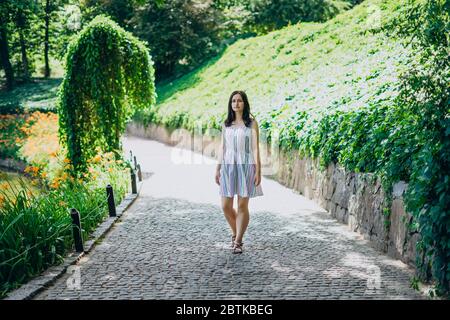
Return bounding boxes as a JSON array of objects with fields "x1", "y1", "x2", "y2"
[
  {"x1": 251, "y1": 119, "x2": 261, "y2": 175},
  {"x1": 216, "y1": 124, "x2": 225, "y2": 171}
]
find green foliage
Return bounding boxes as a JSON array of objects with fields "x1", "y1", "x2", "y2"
[
  {"x1": 80, "y1": 0, "x2": 225, "y2": 81},
  {"x1": 215, "y1": 0, "x2": 358, "y2": 37},
  {"x1": 245, "y1": 0, "x2": 354, "y2": 34},
  {"x1": 58, "y1": 15, "x2": 156, "y2": 171},
  {"x1": 128, "y1": 0, "x2": 224, "y2": 81},
  {"x1": 0, "y1": 0, "x2": 79, "y2": 89},
  {"x1": 79, "y1": 0, "x2": 357, "y2": 82},
  {"x1": 390, "y1": 0, "x2": 449, "y2": 296},
  {"x1": 0, "y1": 0, "x2": 40, "y2": 82},
  {"x1": 0, "y1": 164, "x2": 128, "y2": 298},
  {"x1": 0, "y1": 113, "x2": 27, "y2": 159}
]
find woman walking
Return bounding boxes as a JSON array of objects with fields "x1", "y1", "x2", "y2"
[{"x1": 215, "y1": 90, "x2": 263, "y2": 254}]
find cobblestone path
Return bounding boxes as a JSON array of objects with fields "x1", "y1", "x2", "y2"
[{"x1": 34, "y1": 136, "x2": 425, "y2": 300}]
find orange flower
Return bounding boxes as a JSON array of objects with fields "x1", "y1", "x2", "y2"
[
  {"x1": 50, "y1": 180, "x2": 60, "y2": 189},
  {"x1": 92, "y1": 154, "x2": 102, "y2": 163}
]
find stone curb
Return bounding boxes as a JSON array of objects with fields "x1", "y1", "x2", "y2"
[
  {"x1": 3, "y1": 180, "x2": 144, "y2": 300},
  {"x1": 0, "y1": 157, "x2": 27, "y2": 173}
]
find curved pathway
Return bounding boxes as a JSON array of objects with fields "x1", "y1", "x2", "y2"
[{"x1": 34, "y1": 136, "x2": 425, "y2": 299}]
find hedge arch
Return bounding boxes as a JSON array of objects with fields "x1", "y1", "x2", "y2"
[{"x1": 58, "y1": 15, "x2": 156, "y2": 171}]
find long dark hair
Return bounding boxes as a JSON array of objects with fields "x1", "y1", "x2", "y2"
[{"x1": 224, "y1": 90, "x2": 255, "y2": 128}]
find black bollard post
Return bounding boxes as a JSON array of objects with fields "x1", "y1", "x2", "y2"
[
  {"x1": 70, "y1": 208, "x2": 84, "y2": 252},
  {"x1": 133, "y1": 156, "x2": 137, "y2": 170},
  {"x1": 106, "y1": 184, "x2": 116, "y2": 217},
  {"x1": 131, "y1": 169, "x2": 137, "y2": 194},
  {"x1": 129, "y1": 150, "x2": 133, "y2": 165},
  {"x1": 137, "y1": 164, "x2": 142, "y2": 182}
]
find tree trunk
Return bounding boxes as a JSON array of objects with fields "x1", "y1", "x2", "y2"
[
  {"x1": 0, "y1": 26, "x2": 15, "y2": 90},
  {"x1": 44, "y1": 0, "x2": 51, "y2": 78},
  {"x1": 16, "y1": 11, "x2": 30, "y2": 82}
]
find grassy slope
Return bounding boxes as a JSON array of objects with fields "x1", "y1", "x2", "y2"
[
  {"x1": 152, "y1": 0, "x2": 410, "y2": 131},
  {"x1": 0, "y1": 78, "x2": 61, "y2": 112}
]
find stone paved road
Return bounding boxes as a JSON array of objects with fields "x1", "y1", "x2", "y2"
[{"x1": 34, "y1": 136, "x2": 425, "y2": 300}]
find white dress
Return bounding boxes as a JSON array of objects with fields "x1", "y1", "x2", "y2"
[{"x1": 218, "y1": 120, "x2": 263, "y2": 198}]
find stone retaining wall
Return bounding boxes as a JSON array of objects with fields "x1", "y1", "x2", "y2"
[{"x1": 126, "y1": 121, "x2": 419, "y2": 268}]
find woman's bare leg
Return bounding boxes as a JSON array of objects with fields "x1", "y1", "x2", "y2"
[
  {"x1": 235, "y1": 196, "x2": 250, "y2": 243},
  {"x1": 222, "y1": 196, "x2": 237, "y2": 236}
]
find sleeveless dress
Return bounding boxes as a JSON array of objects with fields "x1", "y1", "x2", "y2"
[{"x1": 219, "y1": 121, "x2": 264, "y2": 198}]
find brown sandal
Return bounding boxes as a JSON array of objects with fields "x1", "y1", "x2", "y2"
[
  {"x1": 231, "y1": 235, "x2": 236, "y2": 248},
  {"x1": 232, "y1": 241, "x2": 243, "y2": 254}
]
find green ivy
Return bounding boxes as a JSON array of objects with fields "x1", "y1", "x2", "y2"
[
  {"x1": 392, "y1": 0, "x2": 449, "y2": 295},
  {"x1": 58, "y1": 15, "x2": 156, "y2": 172}
]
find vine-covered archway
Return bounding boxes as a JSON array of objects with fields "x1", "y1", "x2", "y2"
[{"x1": 58, "y1": 15, "x2": 156, "y2": 171}]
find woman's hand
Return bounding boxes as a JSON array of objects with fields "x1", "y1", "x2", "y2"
[
  {"x1": 215, "y1": 169, "x2": 220, "y2": 185},
  {"x1": 254, "y1": 171, "x2": 261, "y2": 187}
]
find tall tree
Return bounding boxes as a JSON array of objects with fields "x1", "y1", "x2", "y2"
[
  {"x1": 43, "y1": 0, "x2": 52, "y2": 77},
  {"x1": 0, "y1": 1, "x2": 15, "y2": 90},
  {"x1": 41, "y1": 0, "x2": 67, "y2": 78},
  {"x1": 15, "y1": 7, "x2": 31, "y2": 81},
  {"x1": 9, "y1": 1, "x2": 39, "y2": 82}
]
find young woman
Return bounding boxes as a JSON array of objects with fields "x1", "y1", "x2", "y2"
[{"x1": 215, "y1": 90, "x2": 263, "y2": 254}]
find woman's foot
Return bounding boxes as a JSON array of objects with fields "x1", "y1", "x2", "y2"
[
  {"x1": 232, "y1": 241, "x2": 243, "y2": 254},
  {"x1": 231, "y1": 235, "x2": 236, "y2": 248}
]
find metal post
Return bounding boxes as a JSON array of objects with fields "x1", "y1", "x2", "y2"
[
  {"x1": 106, "y1": 184, "x2": 116, "y2": 217},
  {"x1": 131, "y1": 169, "x2": 137, "y2": 194},
  {"x1": 70, "y1": 208, "x2": 84, "y2": 252},
  {"x1": 133, "y1": 156, "x2": 137, "y2": 170},
  {"x1": 137, "y1": 164, "x2": 142, "y2": 182},
  {"x1": 129, "y1": 150, "x2": 133, "y2": 165}
]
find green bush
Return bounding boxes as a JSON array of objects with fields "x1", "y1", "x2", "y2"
[{"x1": 58, "y1": 15, "x2": 156, "y2": 172}]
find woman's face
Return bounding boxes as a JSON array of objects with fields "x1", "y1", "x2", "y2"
[{"x1": 231, "y1": 94, "x2": 244, "y2": 112}]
